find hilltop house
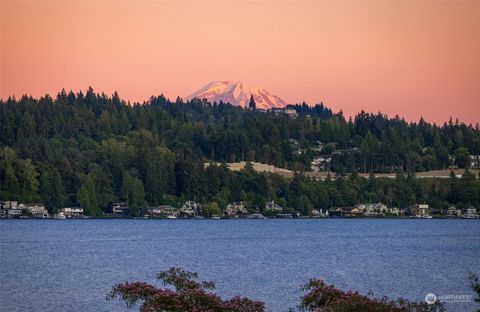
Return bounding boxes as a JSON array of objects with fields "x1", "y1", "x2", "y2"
[
  {"x1": 269, "y1": 107, "x2": 298, "y2": 117},
  {"x1": 471, "y1": 155, "x2": 480, "y2": 169},
  {"x1": 285, "y1": 107, "x2": 298, "y2": 117},
  {"x1": 312, "y1": 156, "x2": 331, "y2": 171},
  {"x1": 269, "y1": 107, "x2": 284, "y2": 115},
  {"x1": 311, "y1": 141, "x2": 324, "y2": 153},
  {"x1": 225, "y1": 202, "x2": 248, "y2": 216}
]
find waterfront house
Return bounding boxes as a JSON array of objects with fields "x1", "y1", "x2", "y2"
[
  {"x1": 59, "y1": 207, "x2": 84, "y2": 218},
  {"x1": 160, "y1": 205, "x2": 178, "y2": 218},
  {"x1": 6, "y1": 209, "x2": 23, "y2": 218},
  {"x1": 311, "y1": 208, "x2": 329, "y2": 217},
  {"x1": 276, "y1": 213, "x2": 293, "y2": 218},
  {"x1": 225, "y1": 202, "x2": 248, "y2": 216},
  {"x1": 462, "y1": 206, "x2": 479, "y2": 219},
  {"x1": 180, "y1": 201, "x2": 202, "y2": 217},
  {"x1": 328, "y1": 207, "x2": 344, "y2": 217},
  {"x1": 2, "y1": 201, "x2": 18, "y2": 209},
  {"x1": 265, "y1": 200, "x2": 283, "y2": 212},
  {"x1": 146, "y1": 207, "x2": 163, "y2": 217},
  {"x1": 343, "y1": 207, "x2": 362, "y2": 217},
  {"x1": 447, "y1": 206, "x2": 462, "y2": 218},
  {"x1": 1, "y1": 201, "x2": 23, "y2": 218},
  {"x1": 355, "y1": 203, "x2": 388, "y2": 217},
  {"x1": 147, "y1": 205, "x2": 178, "y2": 218},
  {"x1": 24, "y1": 203, "x2": 49, "y2": 218},
  {"x1": 389, "y1": 207, "x2": 401, "y2": 216},
  {"x1": 410, "y1": 204, "x2": 430, "y2": 217},
  {"x1": 108, "y1": 202, "x2": 129, "y2": 215}
]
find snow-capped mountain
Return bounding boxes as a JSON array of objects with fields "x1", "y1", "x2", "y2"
[{"x1": 187, "y1": 81, "x2": 287, "y2": 109}]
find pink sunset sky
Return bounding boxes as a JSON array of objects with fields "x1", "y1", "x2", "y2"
[{"x1": 1, "y1": 1, "x2": 479, "y2": 124}]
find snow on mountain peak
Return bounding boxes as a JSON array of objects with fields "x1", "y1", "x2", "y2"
[{"x1": 187, "y1": 81, "x2": 287, "y2": 109}]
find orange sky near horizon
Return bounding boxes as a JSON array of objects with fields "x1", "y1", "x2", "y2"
[{"x1": 1, "y1": 1, "x2": 479, "y2": 125}]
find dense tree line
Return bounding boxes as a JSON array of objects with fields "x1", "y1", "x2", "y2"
[{"x1": 0, "y1": 88, "x2": 479, "y2": 214}]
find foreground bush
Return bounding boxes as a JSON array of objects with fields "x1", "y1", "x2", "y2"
[
  {"x1": 107, "y1": 267, "x2": 264, "y2": 312},
  {"x1": 298, "y1": 279, "x2": 444, "y2": 312},
  {"x1": 109, "y1": 267, "x2": 447, "y2": 312}
]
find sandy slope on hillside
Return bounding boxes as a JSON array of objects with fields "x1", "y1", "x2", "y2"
[{"x1": 206, "y1": 161, "x2": 479, "y2": 180}]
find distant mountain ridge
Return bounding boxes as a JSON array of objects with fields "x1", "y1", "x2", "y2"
[{"x1": 187, "y1": 81, "x2": 287, "y2": 109}]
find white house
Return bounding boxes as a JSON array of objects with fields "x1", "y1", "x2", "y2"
[
  {"x1": 355, "y1": 203, "x2": 388, "y2": 217},
  {"x1": 462, "y1": 206, "x2": 479, "y2": 219},
  {"x1": 109, "y1": 202, "x2": 129, "y2": 215},
  {"x1": 59, "y1": 207, "x2": 84, "y2": 218},
  {"x1": 225, "y1": 202, "x2": 248, "y2": 216},
  {"x1": 6, "y1": 209, "x2": 22, "y2": 217},
  {"x1": 180, "y1": 201, "x2": 202, "y2": 216},
  {"x1": 285, "y1": 108, "x2": 298, "y2": 117},
  {"x1": 388, "y1": 207, "x2": 400, "y2": 216},
  {"x1": 311, "y1": 209, "x2": 329, "y2": 217},
  {"x1": 447, "y1": 206, "x2": 462, "y2": 217},
  {"x1": 470, "y1": 155, "x2": 480, "y2": 169},
  {"x1": 265, "y1": 200, "x2": 283, "y2": 212},
  {"x1": 147, "y1": 205, "x2": 178, "y2": 217},
  {"x1": 24, "y1": 203, "x2": 49, "y2": 218},
  {"x1": 2, "y1": 201, "x2": 18, "y2": 209},
  {"x1": 2, "y1": 201, "x2": 25, "y2": 218}
]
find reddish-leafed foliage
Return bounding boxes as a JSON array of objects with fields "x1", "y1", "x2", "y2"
[
  {"x1": 298, "y1": 279, "x2": 445, "y2": 312},
  {"x1": 108, "y1": 268, "x2": 447, "y2": 312},
  {"x1": 107, "y1": 267, "x2": 264, "y2": 312}
]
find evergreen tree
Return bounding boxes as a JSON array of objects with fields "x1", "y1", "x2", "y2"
[
  {"x1": 248, "y1": 95, "x2": 256, "y2": 110},
  {"x1": 39, "y1": 164, "x2": 66, "y2": 213},
  {"x1": 121, "y1": 172, "x2": 145, "y2": 216},
  {"x1": 77, "y1": 175, "x2": 98, "y2": 216},
  {"x1": 455, "y1": 147, "x2": 471, "y2": 168}
]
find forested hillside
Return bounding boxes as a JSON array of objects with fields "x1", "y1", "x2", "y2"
[{"x1": 1, "y1": 88, "x2": 479, "y2": 214}]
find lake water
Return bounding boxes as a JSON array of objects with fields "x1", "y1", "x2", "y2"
[{"x1": 0, "y1": 219, "x2": 479, "y2": 311}]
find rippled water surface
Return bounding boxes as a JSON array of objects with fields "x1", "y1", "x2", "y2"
[{"x1": 1, "y1": 219, "x2": 479, "y2": 311}]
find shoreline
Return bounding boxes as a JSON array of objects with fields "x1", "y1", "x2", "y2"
[{"x1": 1, "y1": 216, "x2": 477, "y2": 220}]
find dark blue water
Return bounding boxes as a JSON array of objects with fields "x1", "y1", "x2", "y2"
[{"x1": 1, "y1": 219, "x2": 479, "y2": 311}]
